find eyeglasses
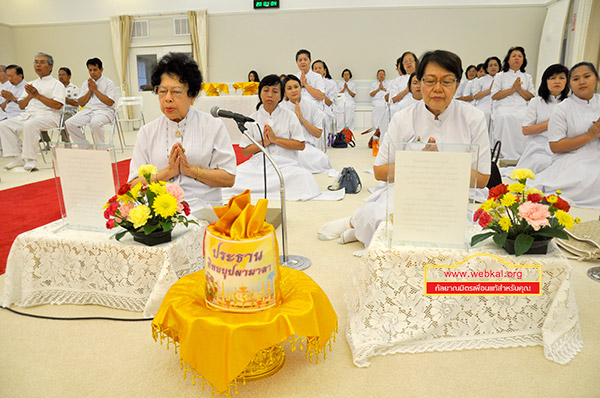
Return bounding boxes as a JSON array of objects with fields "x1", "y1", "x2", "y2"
[
  {"x1": 420, "y1": 77, "x2": 457, "y2": 87},
  {"x1": 154, "y1": 86, "x2": 186, "y2": 98}
]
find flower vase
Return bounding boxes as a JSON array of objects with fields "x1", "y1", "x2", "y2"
[
  {"x1": 503, "y1": 236, "x2": 551, "y2": 255},
  {"x1": 131, "y1": 229, "x2": 172, "y2": 246}
]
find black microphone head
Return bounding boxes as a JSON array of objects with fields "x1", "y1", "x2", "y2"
[{"x1": 210, "y1": 106, "x2": 220, "y2": 118}]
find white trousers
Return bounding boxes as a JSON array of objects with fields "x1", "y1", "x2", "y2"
[
  {"x1": 0, "y1": 114, "x2": 59, "y2": 160},
  {"x1": 65, "y1": 108, "x2": 114, "y2": 145},
  {"x1": 372, "y1": 102, "x2": 389, "y2": 137}
]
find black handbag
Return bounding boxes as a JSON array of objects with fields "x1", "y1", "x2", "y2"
[
  {"x1": 332, "y1": 132, "x2": 348, "y2": 148},
  {"x1": 328, "y1": 167, "x2": 362, "y2": 194},
  {"x1": 487, "y1": 141, "x2": 503, "y2": 189}
]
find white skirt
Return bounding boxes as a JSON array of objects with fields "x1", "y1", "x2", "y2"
[
  {"x1": 222, "y1": 154, "x2": 321, "y2": 202},
  {"x1": 531, "y1": 149, "x2": 600, "y2": 208},
  {"x1": 297, "y1": 143, "x2": 335, "y2": 174},
  {"x1": 372, "y1": 102, "x2": 389, "y2": 135},
  {"x1": 492, "y1": 104, "x2": 528, "y2": 160},
  {"x1": 510, "y1": 134, "x2": 552, "y2": 175}
]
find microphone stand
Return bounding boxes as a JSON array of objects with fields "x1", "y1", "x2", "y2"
[{"x1": 235, "y1": 120, "x2": 311, "y2": 270}]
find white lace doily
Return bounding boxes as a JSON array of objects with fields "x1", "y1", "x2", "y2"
[
  {"x1": 2, "y1": 220, "x2": 207, "y2": 317},
  {"x1": 345, "y1": 225, "x2": 583, "y2": 367}
]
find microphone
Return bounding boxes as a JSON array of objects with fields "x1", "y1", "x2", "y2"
[{"x1": 210, "y1": 106, "x2": 254, "y2": 123}]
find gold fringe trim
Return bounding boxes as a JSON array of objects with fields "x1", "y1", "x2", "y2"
[{"x1": 151, "y1": 324, "x2": 338, "y2": 396}]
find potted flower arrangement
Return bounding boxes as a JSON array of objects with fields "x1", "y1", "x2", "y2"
[
  {"x1": 103, "y1": 164, "x2": 197, "y2": 246},
  {"x1": 471, "y1": 169, "x2": 580, "y2": 256}
]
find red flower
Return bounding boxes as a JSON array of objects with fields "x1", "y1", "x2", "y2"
[
  {"x1": 106, "y1": 219, "x2": 115, "y2": 229},
  {"x1": 473, "y1": 208, "x2": 483, "y2": 222},
  {"x1": 108, "y1": 195, "x2": 118, "y2": 204},
  {"x1": 103, "y1": 208, "x2": 111, "y2": 220},
  {"x1": 554, "y1": 197, "x2": 571, "y2": 212},
  {"x1": 478, "y1": 211, "x2": 492, "y2": 228},
  {"x1": 527, "y1": 193, "x2": 543, "y2": 203},
  {"x1": 182, "y1": 202, "x2": 191, "y2": 216},
  {"x1": 488, "y1": 184, "x2": 508, "y2": 199},
  {"x1": 118, "y1": 183, "x2": 131, "y2": 196}
]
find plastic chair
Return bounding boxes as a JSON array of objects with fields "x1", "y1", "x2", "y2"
[
  {"x1": 39, "y1": 107, "x2": 66, "y2": 163},
  {"x1": 110, "y1": 96, "x2": 145, "y2": 152}
]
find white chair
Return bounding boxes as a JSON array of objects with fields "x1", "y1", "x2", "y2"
[
  {"x1": 39, "y1": 107, "x2": 66, "y2": 163},
  {"x1": 110, "y1": 96, "x2": 145, "y2": 152}
]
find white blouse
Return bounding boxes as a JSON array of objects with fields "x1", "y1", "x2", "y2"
[
  {"x1": 240, "y1": 104, "x2": 305, "y2": 161},
  {"x1": 376, "y1": 100, "x2": 491, "y2": 175},
  {"x1": 491, "y1": 70, "x2": 535, "y2": 107},
  {"x1": 129, "y1": 107, "x2": 237, "y2": 206},
  {"x1": 546, "y1": 93, "x2": 600, "y2": 153}
]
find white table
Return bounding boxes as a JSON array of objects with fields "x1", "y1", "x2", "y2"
[
  {"x1": 346, "y1": 224, "x2": 583, "y2": 366},
  {"x1": 194, "y1": 95, "x2": 259, "y2": 144},
  {"x1": 2, "y1": 220, "x2": 207, "y2": 317}
]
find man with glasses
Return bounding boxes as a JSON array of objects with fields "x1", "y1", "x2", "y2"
[
  {"x1": 0, "y1": 53, "x2": 65, "y2": 171},
  {"x1": 65, "y1": 57, "x2": 115, "y2": 145}
]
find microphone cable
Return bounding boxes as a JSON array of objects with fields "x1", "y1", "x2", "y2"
[{"x1": 0, "y1": 305, "x2": 153, "y2": 322}]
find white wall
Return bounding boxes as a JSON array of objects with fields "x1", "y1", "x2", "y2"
[
  {"x1": 0, "y1": 0, "x2": 550, "y2": 25},
  {"x1": 0, "y1": 24, "x2": 16, "y2": 64}
]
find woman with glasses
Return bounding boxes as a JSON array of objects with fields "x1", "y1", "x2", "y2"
[
  {"x1": 318, "y1": 50, "x2": 490, "y2": 247},
  {"x1": 531, "y1": 62, "x2": 600, "y2": 207},
  {"x1": 491, "y1": 46, "x2": 535, "y2": 160},
  {"x1": 222, "y1": 74, "x2": 320, "y2": 201},
  {"x1": 128, "y1": 52, "x2": 236, "y2": 211},
  {"x1": 387, "y1": 52, "x2": 419, "y2": 117}
]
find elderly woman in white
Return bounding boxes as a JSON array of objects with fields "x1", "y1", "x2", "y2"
[
  {"x1": 319, "y1": 50, "x2": 490, "y2": 246},
  {"x1": 128, "y1": 53, "x2": 236, "y2": 212}
]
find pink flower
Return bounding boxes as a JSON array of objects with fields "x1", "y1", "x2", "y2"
[
  {"x1": 478, "y1": 211, "x2": 492, "y2": 227},
  {"x1": 518, "y1": 201, "x2": 551, "y2": 231},
  {"x1": 119, "y1": 203, "x2": 135, "y2": 218},
  {"x1": 166, "y1": 184, "x2": 185, "y2": 201}
]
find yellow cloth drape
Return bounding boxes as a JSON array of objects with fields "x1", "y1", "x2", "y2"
[
  {"x1": 211, "y1": 189, "x2": 270, "y2": 240},
  {"x1": 152, "y1": 267, "x2": 337, "y2": 393},
  {"x1": 232, "y1": 82, "x2": 259, "y2": 96},
  {"x1": 202, "y1": 83, "x2": 229, "y2": 96}
]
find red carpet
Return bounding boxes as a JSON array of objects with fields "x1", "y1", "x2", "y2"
[
  {"x1": 0, "y1": 147, "x2": 248, "y2": 274},
  {"x1": 0, "y1": 159, "x2": 131, "y2": 275}
]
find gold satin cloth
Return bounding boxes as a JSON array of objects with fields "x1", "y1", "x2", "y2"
[
  {"x1": 151, "y1": 267, "x2": 337, "y2": 393},
  {"x1": 210, "y1": 189, "x2": 271, "y2": 240},
  {"x1": 232, "y1": 82, "x2": 259, "y2": 96},
  {"x1": 202, "y1": 83, "x2": 230, "y2": 96}
]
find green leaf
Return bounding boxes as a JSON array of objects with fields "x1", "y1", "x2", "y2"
[
  {"x1": 493, "y1": 232, "x2": 508, "y2": 248},
  {"x1": 514, "y1": 233, "x2": 535, "y2": 256},
  {"x1": 144, "y1": 223, "x2": 160, "y2": 235},
  {"x1": 160, "y1": 220, "x2": 173, "y2": 232},
  {"x1": 115, "y1": 230, "x2": 127, "y2": 241},
  {"x1": 535, "y1": 228, "x2": 568, "y2": 239},
  {"x1": 470, "y1": 232, "x2": 495, "y2": 247}
]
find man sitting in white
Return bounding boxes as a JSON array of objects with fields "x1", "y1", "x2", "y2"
[
  {"x1": 1, "y1": 65, "x2": 27, "y2": 120},
  {"x1": 0, "y1": 53, "x2": 65, "y2": 171},
  {"x1": 65, "y1": 57, "x2": 115, "y2": 145},
  {"x1": 0, "y1": 65, "x2": 9, "y2": 122}
]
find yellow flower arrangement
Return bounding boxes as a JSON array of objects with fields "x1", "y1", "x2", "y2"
[{"x1": 103, "y1": 164, "x2": 197, "y2": 242}]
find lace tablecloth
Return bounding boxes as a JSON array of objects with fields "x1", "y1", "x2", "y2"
[
  {"x1": 2, "y1": 220, "x2": 207, "y2": 317},
  {"x1": 346, "y1": 225, "x2": 583, "y2": 367}
]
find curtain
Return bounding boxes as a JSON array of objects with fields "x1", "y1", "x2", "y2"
[
  {"x1": 109, "y1": 15, "x2": 133, "y2": 99},
  {"x1": 188, "y1": 10, "x2": 209, "y2": 81}
]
